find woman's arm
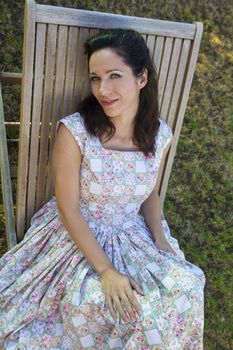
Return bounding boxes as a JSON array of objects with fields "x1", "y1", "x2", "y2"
[
  {"x1": 52, "y1": 123, "x2": 113, "y2": 276},
  {"x1": 51, "y1": 124, "x2": 143, "y2": 322},
  {"x1": 140, "y1": 140, "x2": 176, "y2": 254}
]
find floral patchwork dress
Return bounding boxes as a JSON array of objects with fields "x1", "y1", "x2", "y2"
[{"x1": 0, "y1": 112, "x2": 205, "y2": 349}]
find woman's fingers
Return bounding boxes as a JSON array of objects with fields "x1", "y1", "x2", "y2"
[
  {"x1": 126, "y1": 282, "x2": 143, "y2": 317},
  {"x1": 119, "y1": 293, "x2": 136, "y2": 322},
  {"x1": 106, "y1": 296, "x2": 116, "y2": 320},
  {"x1": 101, "y1": 269, "x2": 144, "y2": 322},
  {"x1": 130, "y1": 278, "x2": 145, "y2": 295},
  {"x1": 112, "y1": 296, "x2": 129, "y2": 322}
]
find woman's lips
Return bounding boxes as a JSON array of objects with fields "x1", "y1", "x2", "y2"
[{"x1": 101, "y1": 99, "x2": 118, "y2": 107}]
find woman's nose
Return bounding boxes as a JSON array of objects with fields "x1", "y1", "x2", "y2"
[{"x1": 99, "y1": 79, "x2": 112, "y2": 95}]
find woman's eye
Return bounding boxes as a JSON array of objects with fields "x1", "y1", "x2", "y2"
[
  {"x1": 111, "y1": 74, "x2": 121, "y2": 78},
  {"x1": 90, "y1": 76, "x2": 99, "y2": 82}
]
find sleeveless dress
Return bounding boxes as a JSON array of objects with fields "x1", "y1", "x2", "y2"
[{"x1": 0, "y1": 113, "x2": 205, "y2": 350}]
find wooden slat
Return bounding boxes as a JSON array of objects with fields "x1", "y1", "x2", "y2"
[
  {"x1": 82, "y1": 28, "x2": 99, "y2": 99},
  {"x1": 0, "y1": 72, "x2": 22, "y2": 84},
  {"x1": 142, "y1": 34, "x2": 147, "y2": 42},
  {"x1": 34, "y1": 24, "x2": 57, "y2": 219},
  {"x1": 0, "y1": 83, "x2": 17, "y2": 248},
  {"x1": 157, "y1": 40, "x2": 190, "y2": 198},
  {"x1": 36, "y1": 4, "x2": 196, "y2": 39},
  {"x1": 63, "y1": 26, "x2": 79, "y2": 115},
  {"x1": 160, "y1": 23, "x2": 203, "y2": 206},
  {"x1": 168, "y1": 39, "x2": 191, "y2": 127},
  {"x1": 26, "y1": 23, "x2": 46, "y2": 227},
  {"x1": 158, "y1": 37, "x2": 173, "y2": 108},
  {"x1": 16, "y1": 0, "x2": 36, "y2": 241},
  {"x1": 158, "y1": 40, "x2": 190, "y2": 201},
  {"x1": 153, "y1": 36, "x2": 164, "y2": 78},
  {"x1": 45, "y1": 26, "x2": 68, "y2": 200},
  {"x1": 160, "y1": 38, "x2": 182, "y2": 119},
  {"x1": 146, "y1": 35, "x2": 156, "y2": 57},
  {"x1": 73, "y1": 27, "x2": 89, "y2": 104}
]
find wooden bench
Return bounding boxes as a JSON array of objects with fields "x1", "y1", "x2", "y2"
[{"x1": 0, "y1": 0, "x2": 203, "y2": 247}]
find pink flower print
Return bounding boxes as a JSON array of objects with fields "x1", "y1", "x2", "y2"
[
  {"x1": 82, "y1": 135, "x2": 88, "y2": 143},
  {"x1": 155, "y1": 256, "x2": 164, "y2": 264},
  {"x1": 172, "y1": 288, "x2": 181, "y2": 296},
  {"x1": 136, "y1": 334, "x2": 145, "y2": 343},
  {"x1": 125, "y1": 186, "x2": 134, "y2": 194},
  {"x1": 41, "y1": 335, "x2": 50, "y2": 347},
  {"x1": 45, "y1": 324, "x2": 55, "y2": 335},
  {"x1": 125, "y1": 161, "x2": 135, "y2": 172},
  {"x1": 103, "y1": 185, "x2": 112, "y2": 194},
  {"x1": 91, "y1": 148, "x2": 98, "y2": 156},
  {"x1": 81, "y1": 178, "x2": 89, "y2": 189},
  {"x1": 82, "y1": 159, "x2": 89, "y2": 168},
  {"x1": 145, "y1": 318, "x2": 153, "y2": 328},
  {"x1": 94, "y1": 334, "x2": 104, "y2": 343},
  {"x1": 86, "y1": 312, "x2": 94, "y2": 321},
  {"x1": 102, "y1": 214, "x2": 111, "y2": 224},
  {"x1": 78, "y1": 326, "x2": 88, "y2": 336},
  {"x1": 103, "y1": 160, "x2": 113, "y2": 171},
  {"x1": 94, "y1": 210, "x2": 102, "y2": 220},
  {"x1": 140, "y1": 346, "x2": 150, "y2": 350},
  {"x1": 90, "y1": 194, "x2": 98, "y2": 202},
  {"x1": 177, "y1": 315, "x2": 185, "y2": 325},
  {"x1": 133, "y1": 326, "x2": 142, "y2": 333},
  {"x1": 168, "y1": 310, "x2": 175, "y2": 319},
  {"x1": 156, "y1": 272, "x2": 164, "y2": 280},
  {"x1": 172, "y1": 269, "x2": 182, "y2": 279},
  {"x1": 136, "y1": 174, "x2": 145, "y2": 183}
]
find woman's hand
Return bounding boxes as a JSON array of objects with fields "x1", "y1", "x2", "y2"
[
  {"x1": 100, "y1": 268, "x2": 144, "y2": 323},
  {"x1": 155, "y1": 236, "x2": 177, "y2": 255}
]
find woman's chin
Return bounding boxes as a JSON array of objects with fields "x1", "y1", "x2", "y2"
[{"x1": 103, "y1": 111, "x2": 120, "y2": 119}]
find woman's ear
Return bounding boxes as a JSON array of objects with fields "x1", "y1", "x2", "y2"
[{"x1": 138, "y1": 68, "x2": 148, "y2": 89}]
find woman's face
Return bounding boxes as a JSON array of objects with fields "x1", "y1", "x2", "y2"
[{"x1": 89, "y1": 48, "x2": 147, "y2": 122}]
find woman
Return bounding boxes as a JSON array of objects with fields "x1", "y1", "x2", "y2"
[{"x1": 0, "y1": 29, "x2": 205, "y2": 349}]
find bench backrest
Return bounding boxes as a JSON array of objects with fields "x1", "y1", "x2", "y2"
[{"x1": 16, "y1": 0, "x2": 203, "y2": 240}]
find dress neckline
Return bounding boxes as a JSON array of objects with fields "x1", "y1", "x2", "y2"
[{"x1": 97, "y1": 136, "x2": 143, "y2": 153}]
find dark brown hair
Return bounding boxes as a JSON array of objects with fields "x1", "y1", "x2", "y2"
[{"x1": 77, "y1": 29, "x2": 160, "y2": 156}]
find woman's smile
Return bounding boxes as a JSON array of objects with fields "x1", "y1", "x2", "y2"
[{"x1": 101, "y1": 99, "x2": 119, "y2": 107}]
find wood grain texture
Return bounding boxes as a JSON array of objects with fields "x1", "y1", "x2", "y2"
[
  {"x1": 16, "y1": 0, "x2": 36, "y2": 241},
  {"x1": 36, "y1": 4, "x2": 196, "y2": 39},
  {"x1": 26, "y1": 23, "x2": 46, "y2": 227}
]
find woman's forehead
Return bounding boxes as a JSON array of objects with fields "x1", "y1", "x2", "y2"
[{"x1": 89, "y1": 49, "x2": 128, "y2": 73}]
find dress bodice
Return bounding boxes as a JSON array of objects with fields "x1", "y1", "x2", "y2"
[{"x1": 57, "y1": 113, "x2": 173, "y2": 231}]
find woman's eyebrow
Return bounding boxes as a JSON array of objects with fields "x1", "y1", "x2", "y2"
[{"x1": 89, "y1": 69, "x2": 123, "y2": 75}]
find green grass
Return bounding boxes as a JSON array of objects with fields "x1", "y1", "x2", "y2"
[{"x1": 0, "y1": 0, "x2": 233, "y2": 348}]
